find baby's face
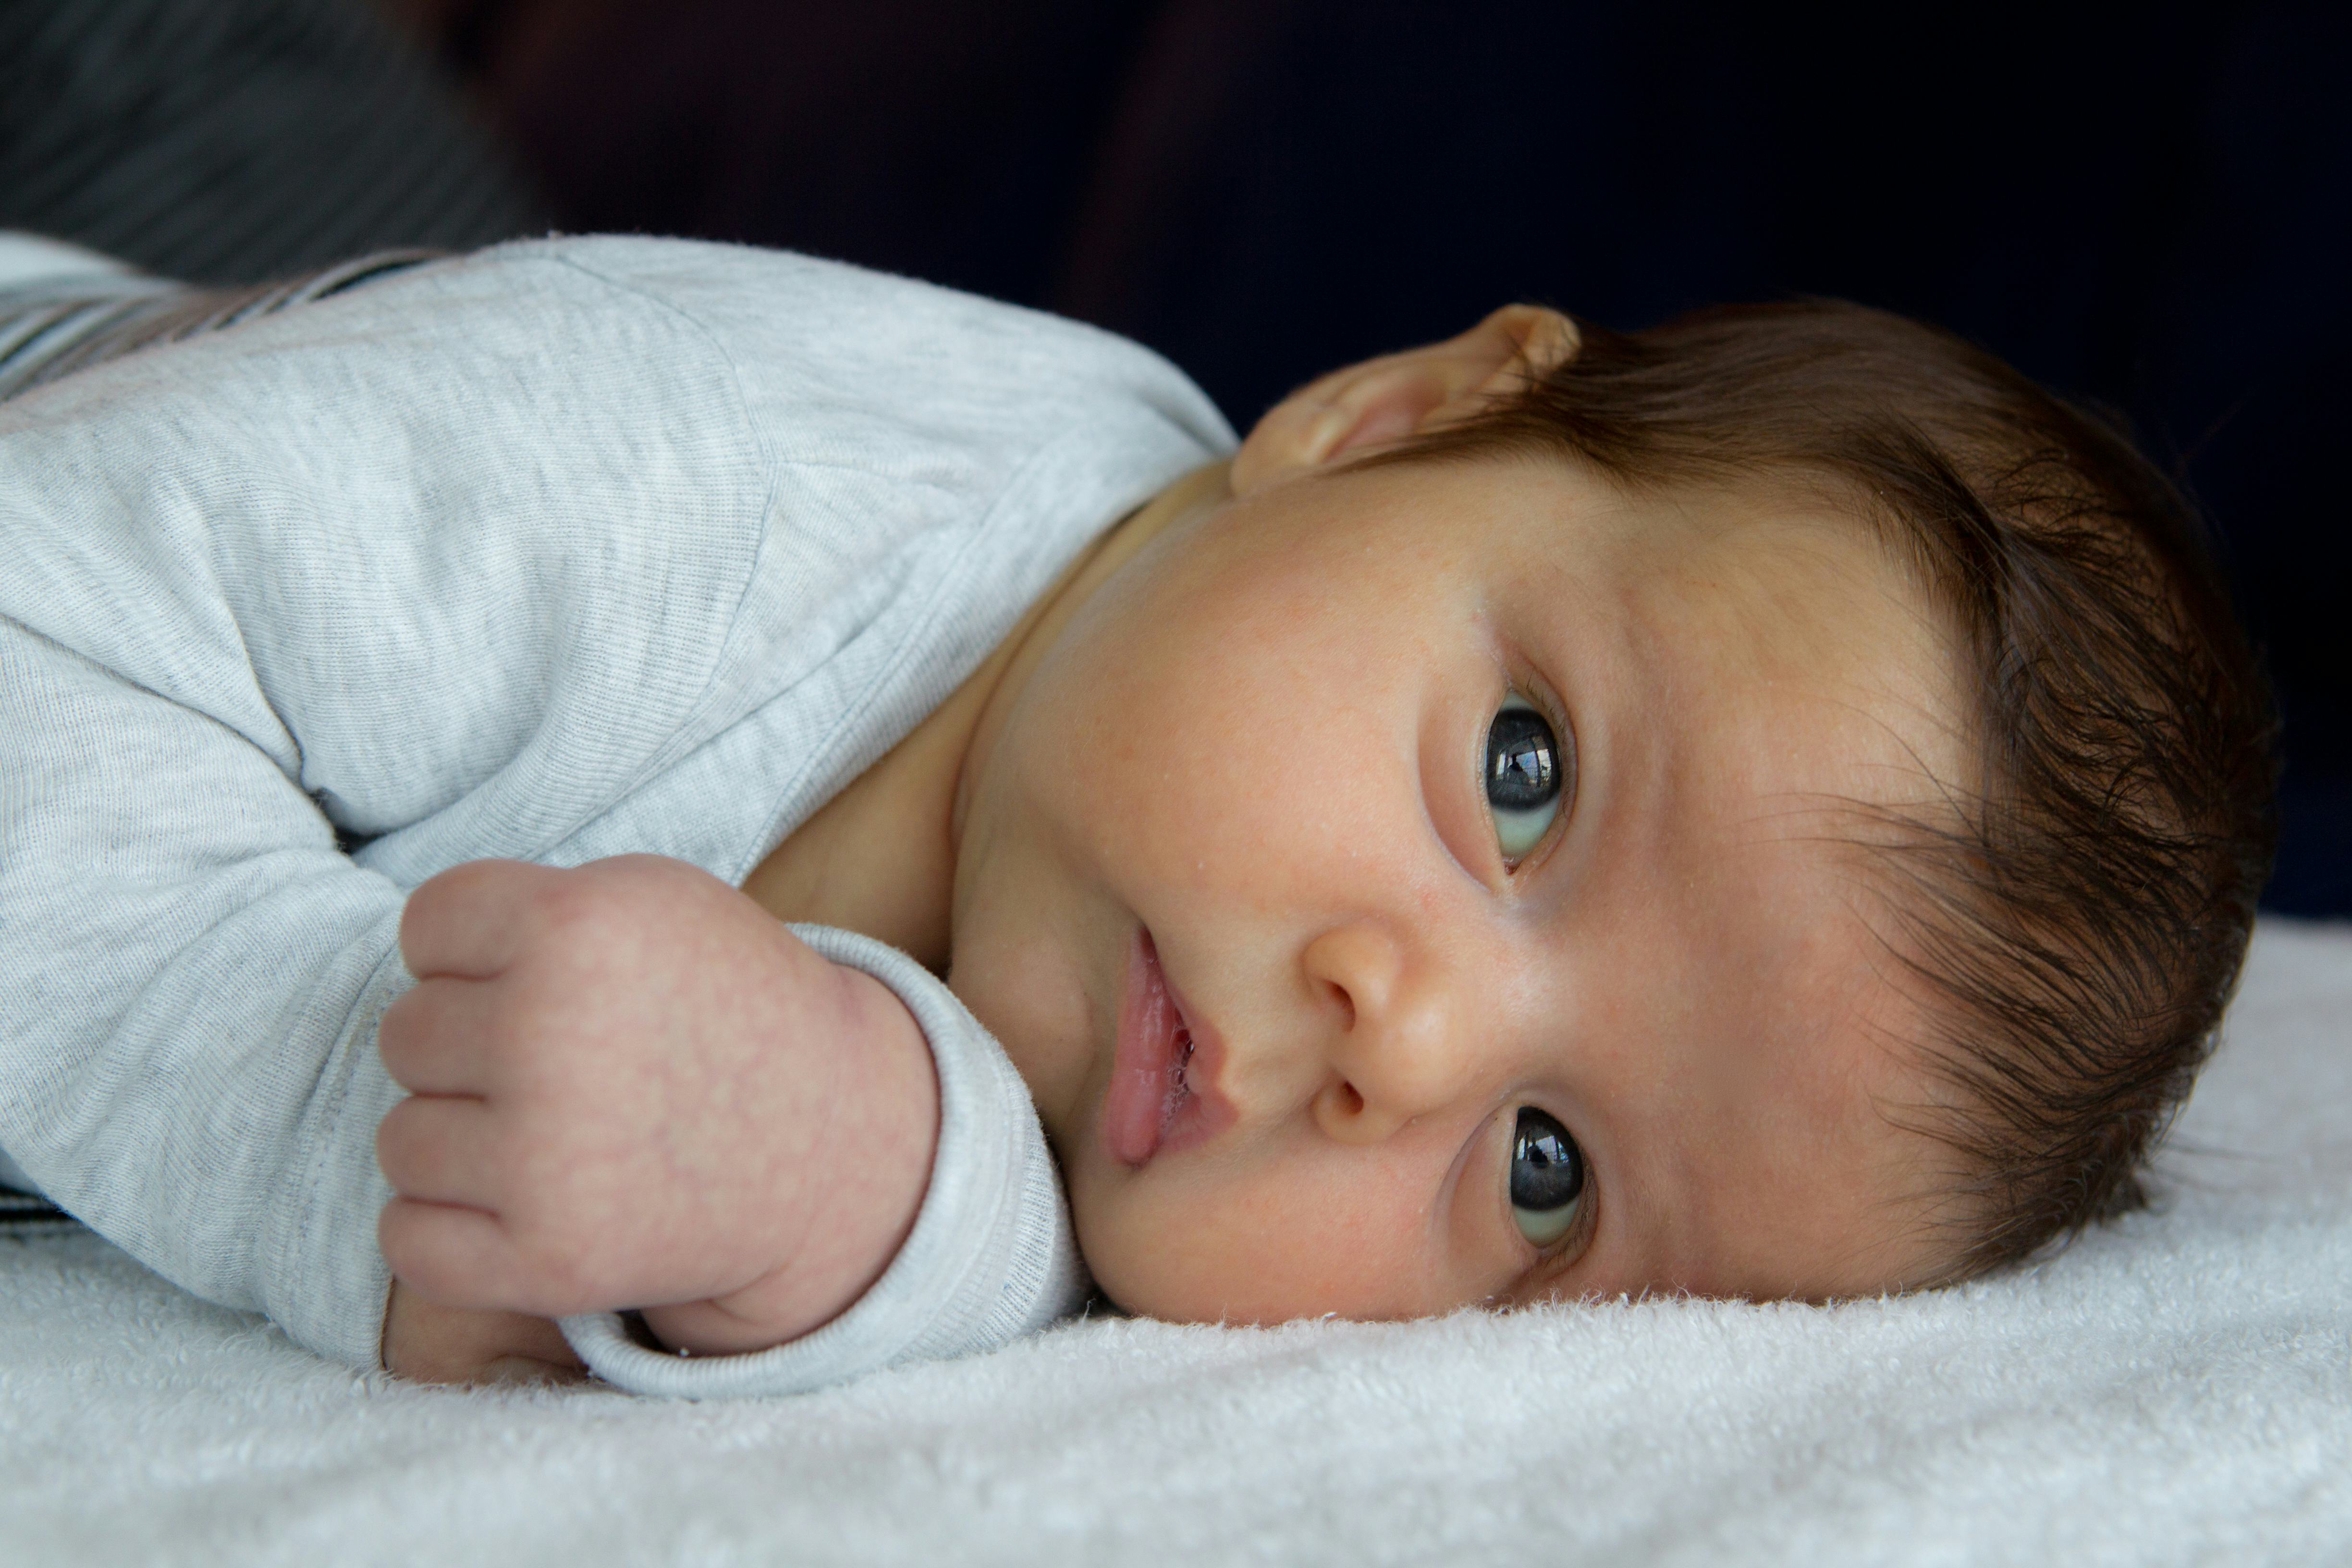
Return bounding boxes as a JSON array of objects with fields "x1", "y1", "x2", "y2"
[{"x1": 947, "y1": 450, "x2": 1971, "y2": 1322}]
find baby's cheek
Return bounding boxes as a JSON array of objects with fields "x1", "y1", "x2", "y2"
[{"x1": 1071, "y1": 1160, "x2": 1450, "y2": 1326}]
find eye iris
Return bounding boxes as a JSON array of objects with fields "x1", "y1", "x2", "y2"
[
  {"x1": 1486, "y1": 708, "x2": 1559, "y2": 812},
  {"x1": 1510, "y1": 1107, "x2": 1584, "y2": 1213}
]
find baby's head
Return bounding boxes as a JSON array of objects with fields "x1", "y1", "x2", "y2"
[{"x1": 946, "y1": 299, "x2": 2276, "y2": 1322}]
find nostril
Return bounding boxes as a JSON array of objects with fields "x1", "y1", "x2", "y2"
[
  {"x1": 1335, "y1": 1081, "x2": 1364, "y2": 1117},
  {"x1": 1326, "y1": 980, "x2": 1356, "y2": 1031}
]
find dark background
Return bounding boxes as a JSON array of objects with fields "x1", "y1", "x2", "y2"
[{"x1": 6, "y1": 0, "x2": 2345, "y2": 912}]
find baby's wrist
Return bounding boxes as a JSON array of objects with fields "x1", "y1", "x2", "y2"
[
  {"x1": 638, "y1": 960, "x2": 940, "y2": 1359},
  {"x1": 636, "y1": 1296, "x2": 802, "y2": 1359}
]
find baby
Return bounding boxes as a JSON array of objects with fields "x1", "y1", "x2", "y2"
[{"x1": 0, "y1": 233, "x2": 2274, "y2": 1393}]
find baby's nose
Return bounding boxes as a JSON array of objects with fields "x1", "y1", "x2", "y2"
[{"x1": 1300, "y1": 923, "x2": 1479, "y2": 1142}]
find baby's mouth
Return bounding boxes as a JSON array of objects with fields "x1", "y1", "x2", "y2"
[{"x1": 1102, "y1": 927, "x2": 1232, "y2": 1167}]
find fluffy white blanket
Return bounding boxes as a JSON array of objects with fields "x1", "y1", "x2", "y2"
[{"x1": 4, "y1": 922, "x2": 2348, "y2": 1566}]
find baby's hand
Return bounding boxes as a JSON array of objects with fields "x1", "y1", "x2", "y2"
[
  {"x1": 375, "y1": 855, "x2": 939, "y2": 1358},
  {"x1": 380, "y1": 1283, "x2": 585, "y2": 1386}
]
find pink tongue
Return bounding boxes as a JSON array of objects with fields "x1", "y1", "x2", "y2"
[{"x1": 1105, "y1": 931, "x2": 1186, "y2": 1166}]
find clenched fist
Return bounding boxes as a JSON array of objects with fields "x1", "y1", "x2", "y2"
[{"x1": 376, "y1": 855, "x2": 939, "y2": 1364}]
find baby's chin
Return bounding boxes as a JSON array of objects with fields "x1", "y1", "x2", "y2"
[{"x1": 1064, "y1": 1197, "x2": 1255, "y2": 1325}]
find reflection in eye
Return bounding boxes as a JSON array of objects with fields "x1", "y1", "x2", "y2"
[
  {"x1": 1485, "y1": 696, "x2": 1566, "y2": 862},
  {"x1": 1510, "y1": 1106, "x2": 1586, "y2": 1247}
]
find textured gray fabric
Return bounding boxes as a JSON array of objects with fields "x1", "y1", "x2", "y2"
[
  {"x1": 0, "y1": 234, "x2": 1233, "y2": 1387},
  {"x1": 0, "y1": 235, "x2": 440, "y2": 402},
  {"x1": 0, "y1": 232, "x2": 156, "y2": 292},
  {"x1": 0, "y1": 231, "x2": 412, "y2": 1223},
  {"x1": 0, "y1": 0, "x2": 547, "y2": 283}
]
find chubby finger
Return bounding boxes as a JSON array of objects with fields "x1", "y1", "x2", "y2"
[
  {"x1": 379, "y1": 1197, "x2": 552, "y2": 1315},
  {"x1": 382, "y1": 1282, "x2": 586, "y2": 1386},
  {"x1": 398, "y1": 858, "x2": 562, "y2": 980},
  {"x1": 376, "y1": 1094, "x2": 504, "y2": 1208},
  {"x1": 377, "y1": 978, "x2": 503, "y2": 1094}
]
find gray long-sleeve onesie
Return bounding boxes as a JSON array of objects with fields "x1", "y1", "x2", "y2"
[{"x1": 0, "y1": 235, "x2": 1235, "y2": 1396}]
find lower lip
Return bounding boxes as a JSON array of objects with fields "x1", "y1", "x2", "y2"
[{"x1": 1101, "y1": 928, "x2": 1231, "y2": 1167}]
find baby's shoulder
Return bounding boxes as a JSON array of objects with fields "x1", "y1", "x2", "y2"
[{"x1": 466, "y1": 235, "x2": 1233, "y2": 465}]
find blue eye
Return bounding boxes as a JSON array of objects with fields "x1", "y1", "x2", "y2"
[
  {"x1": 1510, "y1": 1107, "x2": 1586, "y2": 1247},
  {"x1": 1485, "y1": 697, "x2": 1567, "y2": 862}
]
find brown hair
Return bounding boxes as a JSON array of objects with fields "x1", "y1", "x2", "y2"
[{"x1": 1380, "y1": 300, "x2": 2278, "y2": 1280}]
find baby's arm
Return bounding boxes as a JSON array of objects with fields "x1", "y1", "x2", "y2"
[
  {"x1": 0, "y1": 239, "x2": 1101, "y2": 1392},
  {"x1": 0, "y1": 246, "x2": 784, "y2": 1372},
  {"x1": 377, "y1": 855, "x2": 939, "y2": 1362}
]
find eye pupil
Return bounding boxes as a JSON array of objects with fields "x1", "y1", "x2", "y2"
[
  {"x1": 1486, "y1": 707, "x2": 1559, "y2": 812},
  {"x1": 1510, "y1": 1107, "x2": 1584, "y2": 1213}
]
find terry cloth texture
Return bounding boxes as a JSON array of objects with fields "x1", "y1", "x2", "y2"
[
  {"x1": 0, "y1": 919, "x2": 2346, "y2": 1565},
  {"x1": 0, "y1": 235, "x2": 1230, "y2": 1391}
]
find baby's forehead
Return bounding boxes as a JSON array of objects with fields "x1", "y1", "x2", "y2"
[
  {"x1": 1619, "y1": 484, "x2": 1941, "y2": 663},
  {"x1": 1578, "y1": 832, "x2": 1966, "y2": 1300},
  {"x1": 1528, "y1": 488, "x2": 1975, "y2": 1297},
  {"x1": 1402, "y1": 452, "x2": 1959, "y2": 718},
  {"x1": 1577, "y1": 506, "x2": 1969, "y2": 827}
]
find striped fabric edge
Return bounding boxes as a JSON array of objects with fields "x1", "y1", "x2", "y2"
[{"x1": 0, "y1": 246, "x2": 443, "y2": 403}]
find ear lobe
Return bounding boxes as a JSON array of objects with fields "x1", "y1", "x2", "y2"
[{"x1": 1231, "y1": 305, "x2": 1580, "y2": 496}]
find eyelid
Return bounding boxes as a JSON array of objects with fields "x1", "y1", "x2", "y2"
[{"x1": 1539, "y1": 1171, "x2": 1599, "y2": 1267}]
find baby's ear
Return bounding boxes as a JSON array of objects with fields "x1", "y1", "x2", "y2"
[{"x1": 1230, "y1": 305, "x2": 1580, "y2": 496}]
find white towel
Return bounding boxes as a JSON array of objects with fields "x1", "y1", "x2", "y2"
[{"x1": 3, "y1": 920, "x2": 2347, "y2": 1567}]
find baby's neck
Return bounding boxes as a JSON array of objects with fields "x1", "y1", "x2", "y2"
[{"x1": 740, "y1": 463, "x2": 1231, "y2": 967}]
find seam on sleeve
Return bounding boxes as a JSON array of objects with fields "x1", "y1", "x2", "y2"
[{"x1": 723, "y1": 420, "x2": 1111, "y2": 888}]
